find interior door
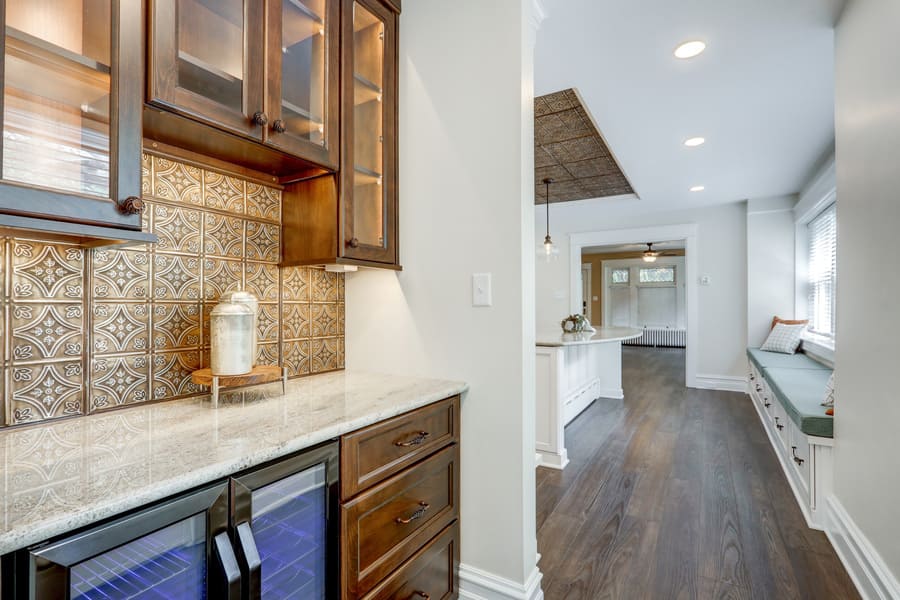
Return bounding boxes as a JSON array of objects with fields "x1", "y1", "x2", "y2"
[
  {"x1": 231, "y1": 441, "x2": 339, "y2": 599},
  {"x1": 27, "y1": 483, "x2": 239, "y2": 599},
  {"x1": 148, "y1": 0, "x2": 265, "y2": 138}
]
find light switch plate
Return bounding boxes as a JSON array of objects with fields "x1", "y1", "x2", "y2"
[{"x1": 472, "y1": 273, "x2": 492, "y2": 307}]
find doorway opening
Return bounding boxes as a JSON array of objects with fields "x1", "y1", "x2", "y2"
[{"x1": 569, "y1": 224, "x2": 698, "y2": 388}]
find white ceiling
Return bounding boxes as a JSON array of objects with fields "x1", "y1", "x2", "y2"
[
  {"x1": 535, "y1": 0, "x2": 844, "y2": 212},
  {"x1": 583, "y1": 240, "x2": 685, "y2": 255}
]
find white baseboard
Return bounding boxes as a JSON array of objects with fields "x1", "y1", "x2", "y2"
[
  {"x1": 535, "y1": 448, "x2": 568, "y2": 470},
  {"x1": 694, "y1": 374, "x2": 748, "y2": 393},
  {"x1": 825, "y1": 495, "x2": 900, "y2": 600},
  {"x1": 459, "y1": 563, "x2": 544, "y2": 600},
  {"x1": 596, "y1": 386, "x2": 624, "y2": 400}
]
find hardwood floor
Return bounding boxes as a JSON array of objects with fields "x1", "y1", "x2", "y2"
[{"x1": 536, "y1": 347, "x2": 859, "y2": 600}]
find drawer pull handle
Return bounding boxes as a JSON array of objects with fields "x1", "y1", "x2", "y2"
[
  {"x1": 755, "y1": 384, "x2": 762, "y2": 392},
  {"x1": 764, "y1": 399, "x2": 771, "y2": 408},
  {"x1": 775, "y1": 417, "x2": 784, "y2": 431},
  {"x1": 407, "y1": 593, "x2": 430, "y2": 600},
  {"x1": 396, "y1": 502, "x2": 430, "y2": 524},
  {"x1": 750, "y1": 373, "x2": 755, "y2": 381},
  {"x1": 791, "y1": 446, "x2": 805, "y2": 466},
  {"x1": 396, "y1": 431, "x2": 430, "y2": 447}
]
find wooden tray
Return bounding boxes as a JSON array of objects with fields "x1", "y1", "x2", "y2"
[{"x1": 191, "y1": 365, "x2": 288, "y2": 404}]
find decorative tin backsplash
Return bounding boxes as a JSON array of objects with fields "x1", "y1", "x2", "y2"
[{"x1": 0, "y1": 152, "x2": 344, "y2": 427}]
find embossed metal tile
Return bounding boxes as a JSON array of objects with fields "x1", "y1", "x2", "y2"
[{"x1": 2, "y1": 155, "x2": 345, "y2": 428}]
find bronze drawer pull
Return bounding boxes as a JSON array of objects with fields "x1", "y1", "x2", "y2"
[
  {"x1": 396, "y1": 431, "x2": 430, "y2": 447},
  {"x1": 755, "y1": 384, "x2": 762, "y2": 392},
  {"x1": 252, "y1": 111, "x2": 268, "y2": 126},
  {"x1": 116, "y1": 196, "x2": 143, "y2": 215},
  {"x1": 396, "y1": 502, "x2": 430, "y2": 524},
  {"x1": 764, "y1": 399, "x2": 771, "y2": 408},
  {"x1": 791, "y1": 446, "x2": 805, "y2": 466},
  {"x1": 775, "y1": 417, "x2": 784, "y2": 431},
  {"x1": 272, "y1": 119, "x2": 287, "y2": 133},
  {"x1": 407, "y1": 592, "x2": 430, "y2": 600}
]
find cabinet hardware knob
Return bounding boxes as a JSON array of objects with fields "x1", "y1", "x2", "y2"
[
  {"x1": 117, "y1": 196, "x2": 143, "y2": 215},
  {"x1": 791, "y1": 446, "x2": 805, "y2": 466},
  {"x1": 395, "y1": 431, "x2": 430, "y2": 447},
  {"x1": 272, "y1": 119, "x2": 287, "y2": 133},
  {"x1": 252, "y1": 111, "x2": 268, "y2": 126},
  {"x1": 407, "y1": 593, "x2": 430, "y2": 600},
  {"x1": 347, "y1": 237, "x2": 360, "y2": 248},
  {"x1": 764, "y1": 400, "x2": 771, "y2": 408},
  {"x1": 750, "y1": 374, "x2": 755, "y2": 381},
  {"x1": 396, "y1": 501, "x2": 430, "y2": 524}
]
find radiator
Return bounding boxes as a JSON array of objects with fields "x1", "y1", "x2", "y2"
[{"x1": 623, "y1": 327, "x2": 686, "y2": 348}]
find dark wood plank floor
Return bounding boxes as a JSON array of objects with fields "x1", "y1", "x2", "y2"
[{"x1": 536, "y1": 347, "x2": 859, "y2": 600}]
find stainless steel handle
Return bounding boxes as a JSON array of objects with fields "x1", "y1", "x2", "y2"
[
  {"x1": 214, "y1": 532, "x2": 242, "y2": 600},
  {"x1": 235, "y1": 522, "x2": 261, "y2": 599},
  {"x1": 396, "y1": 501, "x2": 430, "y2": 524},
  {"x1": 396, "y1": 431, "x2": 430, "y2": 447}
]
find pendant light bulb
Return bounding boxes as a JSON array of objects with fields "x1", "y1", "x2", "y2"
[{"x1": 538, "y1": 178, "x2": 559, "y2": 261}]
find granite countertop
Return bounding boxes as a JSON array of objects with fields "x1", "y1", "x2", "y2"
[
  {"x1": 536, "y1": 326, "x2": 643, "y2": 347},
  {"x1": 0, "y1": 370, "x2": 467, "y2": 555}
]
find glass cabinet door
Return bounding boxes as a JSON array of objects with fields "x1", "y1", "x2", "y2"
[
  {"x1": 231, "y1": 442, "x2": 338, "y2": 600},
  {"x1": 342, "y1": 0, "x2": 397, "y2": 264},
  {"x1": 265, "y1": 0, "x2": 339, "y2": 168},
  {"x1": 149, "y1": 0, "x2": 264, "y2": 137},
  {"x1": 0, "y1": 0, "x2": 143, "y2": 230},
  {"x1": 28, "y1": 484, "x2": 238, "y2": 599}
]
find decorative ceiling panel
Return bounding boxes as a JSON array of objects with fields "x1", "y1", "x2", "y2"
[{"x1": 534, "y1": 89, "x2": 635, "y2": 204}]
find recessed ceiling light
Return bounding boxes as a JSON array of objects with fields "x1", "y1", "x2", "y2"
[
  {"x1": 684, "y1": 137, "x2": 706, "y2": 147},
  {"x1": 674, "y1": 40, "x2": 706, "y2": 59},
  {"x1": 690, "y1": 185, "x2": 705, "y2": 192}
]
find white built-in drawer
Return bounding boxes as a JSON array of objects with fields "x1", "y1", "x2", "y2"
[
  {"x1": 788, "y1": 421, "x2": 811, "y2": 494},
  {"x1": 772, "y1": 401, "x2": 790, "y2": 449}
]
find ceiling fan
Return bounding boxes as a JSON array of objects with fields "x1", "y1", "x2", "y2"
[{"x1": 642, "y1": 242, "x2": 679, "y2": 263}]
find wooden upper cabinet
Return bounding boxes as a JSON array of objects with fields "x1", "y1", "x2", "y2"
[
  {"x1": 281, "y1": 0, "x2": 399, "y2": 269},
  {"x1": 341, "y1": 0, "x2": 397, "y2": 265},
  {"x1": 147, "y1": 0, "x2": 340, "y2": 171},
  {"x1": 0, "y1": 0, "x2": 155, "y2": 245}
]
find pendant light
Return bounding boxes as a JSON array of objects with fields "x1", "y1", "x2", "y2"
[{"x1": 539, "y1": 177, "x2": 559, "y2": 261}]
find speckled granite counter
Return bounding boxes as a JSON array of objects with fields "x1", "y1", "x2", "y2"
[{"x1": 0, "y1": 370, "x2": 467, "y2": 555}]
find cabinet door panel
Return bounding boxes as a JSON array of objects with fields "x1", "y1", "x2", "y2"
[
  {"x1": 0, "y1": 0, "x2": 144, "y2": 231},
  {"x1": 264, "y1": 0, "x2": 339, "y2": 168},
  {"x1": 341, "y1": 0, "x2": 397, "y2": 264},
  {"x1": 149, "y1": 0, "x2": 264, "y2": 138}
]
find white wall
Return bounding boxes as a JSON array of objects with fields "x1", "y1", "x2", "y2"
[
  {"x1": 344, "y1": 0, "x2": 540, "y2": 589},
  {"x1": 832, "y1": 0, "x2": 900, "y2": 582},
  {"x1": 537, "y1": 200, "x2": 748, "y2": 378},
  {"x1": 747, "y1": 196, "x2": 797, "y2": 347}
]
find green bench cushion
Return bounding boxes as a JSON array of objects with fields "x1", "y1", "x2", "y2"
[
  {"x1": 747, "y1": 347, "x2": 830, "y2": 371},
  {"x1": 764, "y1": 367, "x2": 834, "y2": 438}
]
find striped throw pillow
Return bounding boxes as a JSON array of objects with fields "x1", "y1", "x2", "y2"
[{"x1": 760, "y1": 322, "x2": 806, "y2": 354}]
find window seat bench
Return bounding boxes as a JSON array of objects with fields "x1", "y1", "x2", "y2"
[{"x1": 746, "y1": 347, "x2": 834, "y2": 529}]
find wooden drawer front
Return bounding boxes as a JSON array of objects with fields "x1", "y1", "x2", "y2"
[
  {"x1": 342, "y1": 396, "x2": 459, "y2": 500},
  {"x1": 343, "y1": 445, "x2": 459, "y2": 598},
  {"x1": 362, "y1": 522, "x2": 459, "y2": 600}
]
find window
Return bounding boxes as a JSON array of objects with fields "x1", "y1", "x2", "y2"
[
  {"x1": 639, "y1": 266, "x2": 675, "y2": 284},
  {"x1": 807, "y1": 203, "x2": 836, "y2": 338},
  {"x1": 610, "y1": 268, "x2": 629, "y2": 284}
]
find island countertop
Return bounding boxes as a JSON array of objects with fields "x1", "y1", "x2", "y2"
[
  {"x1": 0, "y1": 370, "x2": 467, "y2": 555},
  {"x1": 536, "y1": 326, "x2": 643, "y2": 347}
]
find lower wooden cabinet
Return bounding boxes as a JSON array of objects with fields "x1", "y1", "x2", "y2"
[
  {"x1": 362, "y1": 522, "x2": 459, "y2": 600},
  {"x1": 340, "y1": 396, "x2": 460, "y2": 599}
]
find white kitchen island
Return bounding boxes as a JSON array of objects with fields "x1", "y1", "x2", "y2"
[{"x1": 535, "y1": 327, "x2": 642, "y2": 469}]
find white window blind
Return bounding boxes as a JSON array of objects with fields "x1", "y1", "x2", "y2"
[{"x1": 807, "y1": 203, "x2": 837, "y2": 337}]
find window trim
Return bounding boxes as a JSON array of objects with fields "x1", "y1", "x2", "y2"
[{"x1": 795, "y1": 183, "x2": 836, "y2": 352}]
